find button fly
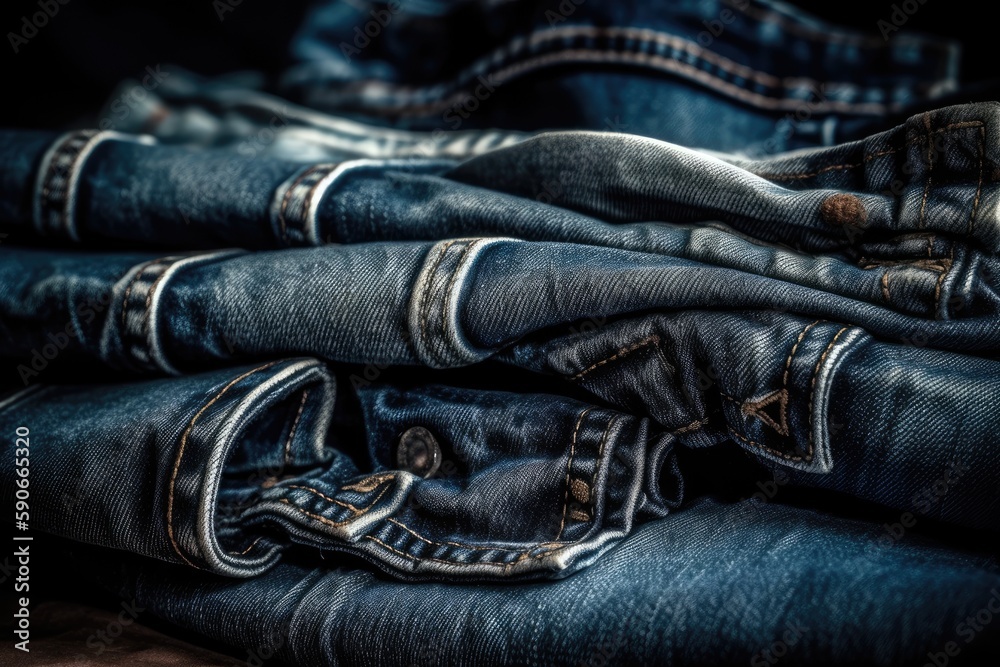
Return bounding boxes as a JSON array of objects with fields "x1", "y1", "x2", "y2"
[{"x1": 396, "y1": 426, "x2": 442, "y2": 478}]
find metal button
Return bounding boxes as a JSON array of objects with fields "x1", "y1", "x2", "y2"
[{"x1": 396, "y1": 426, "x2": 442, "y2": 478}]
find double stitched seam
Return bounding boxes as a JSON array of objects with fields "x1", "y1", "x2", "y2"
[
  {"x1": 671, "y1": 417, "x2": 708, "y2": 436},
  {"x1": 805, "y1": 327, "x2": 852, "y2": 461},
  {"x1": 575, "y1": 415, "x2": 617, "y2": 524},
  {"x1": 141, "y1": 261, "x2": 179, "y2": 363},
  {"x1": 120, "y1": 258, "x2": 171, "y2": 333},
  {"x1": 377, "y1": 50, "x2": 890, "y2": 118},
  {"x1": 362, "y1": 535, "x2": 519, "y2": 568},
  {"x1": 277, "y1": 482, "x2": 393, "y2": 526},
  {"x1": 437, "y1": 239, "x2": 482, "y2": 366},
  {"x1": 37, "y1": 130, "x2": 98, "y2": 238},
  {"x1": 934, "y1": 247, "x2": 956, "y2": 316},
  {"x1": 286, "y1": 482, "x2": 374, "y2": 514},
  {"x1": 727, "y1": 320, "x2": 819, "y2": 458},
  {"x1": 361, "y1": 412, "x2": 618, "y2": 569},
  {"x1": 754, "y1": 121, "x2": 984, "y2": 181},
  {"x1": 282, "y1": 390, "x2": 310, "y2": 466},
  {"x1": 556, "y1": 407, "x2": 592, "y2": 541},
  {"x1": 568, "y1": 335, "x2": 660, "y2": 381},
  {"x1": 418, "y1": 240, "x2": 459, "y2": 364},
  {"x1": 356, "y1": 26, "x2": 897, "y2": 116},
  {"x1": 881, "y1": 269, "x2": 892, "y2": 302},
  {"x1": 277, "y1": 166, "x2": 324, "y2": 244},
  {"x1": 919, "y1": 113, "x2": 934, "y2": 229},
  {"x1": 969, "y1": 125, "x2": 985, "y2": 234},
  {"x1": 300, "y1": 165, "x2": 339, "y2": 244},
  {"x1": 166, "y1": 361, "x2": 280, "y2": 568},
  {"x1": 228, "y1": 536, "x2": 263, "y2": 557},
  {"x1": 386, "y1": 518, "x2": 529, "y2": 553}
]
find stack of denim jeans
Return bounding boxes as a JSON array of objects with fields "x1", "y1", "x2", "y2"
[{"x1": 2, "y1": 1, "x2": 999, "y2": 664}]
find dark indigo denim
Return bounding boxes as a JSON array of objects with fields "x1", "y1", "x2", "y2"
[
  {"x1": 54, "y1": 498, "x2": 1000, "y2": 665},
  {"x1": 1, "y1": 2, "x2": 998, "y2": 664},
  {"x1": 0, "y1": 362, "x2": 682, "y2": 580},
  {"x1": 280, "y1": 0, "x2": 960, "y2": 152},
  {"x1": 2, "y1": 103, "x2": 1000, "y2": 574}
]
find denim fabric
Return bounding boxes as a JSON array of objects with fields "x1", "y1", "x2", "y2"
[
  {"x1": 280, "y1": 0, "x2": 959, "y2": 152},
  {"x1": 2, "y1": 104, "x2": 1000, "y2": 550},
  {"x1": 0, "y1": 363, "x2": 681, "y2": 580},
  {"x1": 2, "y1": 100, "x2": 998, "y2": 321},
  {"x1": 1, "y1": 1, "x2": 998, "y2": 663},
  {"x1": 55, "y1": 498, "x2": 1000, "y2": 665}
]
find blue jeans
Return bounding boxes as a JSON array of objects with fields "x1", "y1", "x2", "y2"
[
  {"x1": 48, "y1": 498, "x2": 1000, "y2": 665},
  {"x1": 2, "y1": 1, "x2": 999, "y2": 664}
]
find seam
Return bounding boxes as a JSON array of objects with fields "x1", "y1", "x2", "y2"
[
  {"x1": 282, "y1": 390, "x2": 309, "y2": 466},
  {"x1": 969, "y1": 125, "x2": 985, "y2": 234},
  {"x1": 569, "y1": 335, "x2": 660, "y2": 381},
  {"x1": 556, "y1": 407, "x2": 592, "y2": 541},
  {"x1": 277, "y1": 166, "x2": 323, "y2": 244},
  {"x1": 670, "y1": 417, "x2": 708, "y2": 436},
  {"x1": 755, "y1": 121, "x2": 983, "y2": 181},
  {"x1": 919, "y1": 113, "x2": 934, "y2": 229},
  {"x1": 363, "y1": 535, "x2": 519, "y2": 568},
  {"x1": 589, "y1": 417, "x2": 616, "y2": 503},
  {"x1": 386, "y1": 518, "x2": 528, "y2": 553},
  {"x1": 300, "y1": 166, "x2": 336, "y2": 243},
  {"x1": 881, "y1": 269, "x2": 892, "y2": 302},
  {"x1": 739, "y1": 390, "x2": 788, "y2": 437},
  {"x1": 279, "y1": 498, "x2": 364, "y2": 528},
  {"x1": 934, "y1": 247, "x2": 956, "y2": 316},
  {"x1": 342, "y1": 472, "x2": 396, "y2": 493},
  {"x1": 806, "y1": 326, "x2": 852, "y2": 462},
  {"x1": 859, "y1": 258, "x2": 949, "y2": 272},
  {"x1": 376, "y1": 47, "x2": 892, "y2": 118},
  {"x1": 228, "y1": 536, "x2": 263, "y2": 556},
  {"x1": 166, "y1": 361, "x2": 279, "y2": 568},
  {"x1": 354, "y1": 26, "x2": 907, "y2": 116},
  {"x1": 437, "y1": 238, "x2": 481, "y2": 366},
  {"x1": 418, "y1": 240, "x2": 458, "y2": 364},
  {"x1": 141, "y1": 261, "x2": 176, "y2": 359},
  {"x1": 782, "y1": 320, "x2": 820, "y2": 388},
  {"x1": 119, "y1": 258, "x2": 169, "y2": 332},
  {"x1": 287, "y1": 483, "x2": 381, "y2": 514},
  {"x1": 728, "y1": 426, "x2": 805, "y2": 462}
]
